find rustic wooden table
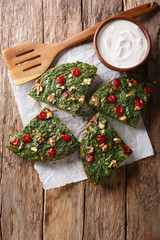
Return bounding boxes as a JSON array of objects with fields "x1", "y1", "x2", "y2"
[{"x1": 1, "y1": 0, "x2": 160, "y2": 239}]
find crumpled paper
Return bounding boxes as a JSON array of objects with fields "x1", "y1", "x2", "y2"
[{"x1": 8, "y1": 43, "x2": 154, "y2": 189}]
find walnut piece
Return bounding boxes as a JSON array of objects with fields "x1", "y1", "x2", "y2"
[
  {"x1": 91, "y1": 97, "x2": 100, "y2": 108},
  {"x1": 126, "y1": 91, "x2": 132, "y2": 97},
  {"x1": 31, "y1": 147, "x2": 37, "y2": 152},
  {"x1": 113, "y1": 137, "x2": 122, "y2": 144},
  {"x1": 37, "y1": 85, "x2": 44, "y2": 95},
  {"x1": 68, "y1": 85, "x2": 77, "y2": 93},
  {"x1": 101, "y1": 144, "x2": 108, "y2": 152},
  {"x1": 36, "y1": 133, "x2": 44, "y2": 143},
  {"x1": 98, "y1": 122, "x2": 105, "y2": 129},
  {"x1": 47, "y1": 93, "x2": 56, "y2": 104},
  {"x1": 90, "y1": 117, "x2": 97, "y2": 126},
  {"x1": 56, "y1": 84, "x2": 66, "y2": 90},
  {"x1": 87, "y1": 146, "x2": 94, "y2": 154},
  {"x1": 119, "y1": 116, "x2": 127, "y2": 121},
  {"x1": 34, "y1": 79, "x2": 44, "y2": 95},
  {"x1": 84, "y1": 117, "x2": 97, "y2": 134},
  {"x1": 108, "y1": 160, "x2": 118, "y2": 168},
  {"x1": 46, "y1": 111, "x2": 53, "y2": 119},
  {"x1": 97, "y1": 143, "x2": 112, "y2": 152},
  {"x1": 79, "y1": 96, "x2": 85, "y2": 104},
  {"x1": 34, "y1": 79, "x2": 40, "y2": 86},
  {"x1": 60, "y1": 104, "x2": 66, "y2": 109},
  {"x1": 127, "y1": 78, "x2": 137, "y2": 87},
  {"x1": 68, "y1": 73, "x2": 72, "y2": 78},
  {"x1": 48, "y1": 137, "x2": 56, "y2": 147},
  {"x1": 61, "y1": 86, "x2": 66, "y2": 90},
  {"x1": 134, "y1": 106, "x2": 141, "y2": 111},
  {"x1": 83, "y1": 78, "x2": 92, "y2": 85},
  {"x1": 110, "y1": 87, "x2": 118, "y2": 93}
]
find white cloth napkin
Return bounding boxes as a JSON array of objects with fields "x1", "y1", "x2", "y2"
[{"x1": 8, "y1": 43, "x2": 154, "y2": 189}]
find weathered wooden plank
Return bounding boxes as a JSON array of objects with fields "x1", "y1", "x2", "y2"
[
  {"x1": 42, "y1": 1, "x2": 85, "y2": 240},
  {"x1": 83, "y1": 0, "x2": 122, "y2": 28},
  {"x1": 44, "y1": 183, "x2": 85, "y2": 240},
  {"x1": 0, "y1": 1, "x2": 3, "y2": 237},
  {"x1": 123, "y1": 1, "x2": 160, "y2": 239},
  {"x1": 43, "y1": 0, "x2": 82, "y2": 43},
  {"x1": 82, "y1": 1, "x2": 126, "y2": 240},
  {"x1": 83, "y1": 170, "x2": 126, "y2": 240},
  {"x1": 0, "y1": 0, "x2": 44, "y2": 239}
]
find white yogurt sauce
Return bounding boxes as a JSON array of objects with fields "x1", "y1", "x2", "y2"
[{"x1": 97, "y1": 20, "x2": 148, "y2": 68}]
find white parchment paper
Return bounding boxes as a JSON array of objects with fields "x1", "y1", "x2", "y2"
[{"x1": 8, "y1": 43, "x2": 154, "y2": 189}]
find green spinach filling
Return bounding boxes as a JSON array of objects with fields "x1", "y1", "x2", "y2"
[
  {"x1": 81, "y1": 113, "x2": 132, "y2": 184},
  {"x1": 29, "y1": 62, "x2": 97, "y2": 115},
  {"x1": 6, "y1": 108, "x2": 79, "y2": 162},
  {"x1": 89, "y1": 76, "x2": 154, "y2": 128}
]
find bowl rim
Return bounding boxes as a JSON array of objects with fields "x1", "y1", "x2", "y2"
[{"x1": 93, "y1": 16, "x2": 151, "y2": 71}]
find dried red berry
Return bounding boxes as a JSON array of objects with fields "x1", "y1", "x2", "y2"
[
  {"x1": 112, "y1": 78, "x2": 121, "y2": 87},
  {"x1": 11, "y1": 138, "x2": 20, "y2": 146},
  {"x1": 61, "y1": 134, "x2": 71, "y2": 141},
  {"x1": 97, "y1": 135, "x2": 105, "y2": 143},
  {"x1": 56, "y1": 76, "x2": 66, "y2": 85},
  {"x1": 86, "y1": 155, "x2": 94, "y2": 163},
  {"x1": 135, "y1": 98, "x2": 144, "y2": 108},
  {"x1": 115, "y1": 106, "x2": 124, "y2": 115},
  {"x1": 107, "y1": 95, "x2": 117, "y2": 104},
  {"x1": 144, "y1": 86, "x2": 152, "y2": 94},
  {"x1": 48, "y1": 148, "x2": 56, "y2": 156},
  {"x1": 22, "y1": 133, "x2": 32, "y2": 143},
  {"x1": 63, "y1": 90, "x2": 70, "y2": 99},
  {"x1": 72, "y1": 69, "x2": 81, "y2": 77},
  {"x1": 38, "y1": 111, "x2": 47, "y2": 120},
  {"x1": 122, "y1": 145, "x2": 132, "y2": 153}
]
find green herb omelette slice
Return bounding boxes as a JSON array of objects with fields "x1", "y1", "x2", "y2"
[
  {"x1": 89, "y1": 76, "x2": 155, "y2": 128},
  {"x1": 81, "y1": 113, "x2": 132, "y2": 184},
  {"x1": 6, "y1": 108, "x2": 79, "y2": 162},
  {"x1": 29, "y1": 62, "x2": 97, "y2": 115}
]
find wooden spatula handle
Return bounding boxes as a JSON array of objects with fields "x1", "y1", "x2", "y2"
[{"x1": 56, "y1": 2, "x2": 158, "y2": 51}]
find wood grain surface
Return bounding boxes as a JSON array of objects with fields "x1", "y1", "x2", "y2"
[
  {"x1": 43, "y1": 3, "x2": 84, "y2": 239},
  {"x1": 123, "y1": 1, "x2": 160, "y2": 240},
  {"x1": 1, "y1": 0, "x2": 160, "y2": 240},
  {"x1": 0, "y1": 1, "x2": 44, "y2": 239}
]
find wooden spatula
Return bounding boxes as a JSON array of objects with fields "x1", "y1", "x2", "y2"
[{"x1": 2, "y1": 2, "x2": 158, "y2": 86}]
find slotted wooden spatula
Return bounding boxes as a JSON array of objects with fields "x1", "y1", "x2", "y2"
[{"x1": 2, "y1": 2, "x2": 158, "y2": 86}]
